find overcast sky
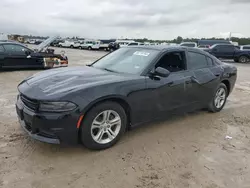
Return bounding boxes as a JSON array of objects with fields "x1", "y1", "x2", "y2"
[{"x1": 1, "y1": 0, "x2": 250, "y2": 39}]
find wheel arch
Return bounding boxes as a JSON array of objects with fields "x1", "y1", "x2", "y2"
[
  {"x1": 221, "y1": 79, "x2": 230, "y2": 96},
  {"x1": 77, "y1": 95, "x2": 132, "y2": 140}
]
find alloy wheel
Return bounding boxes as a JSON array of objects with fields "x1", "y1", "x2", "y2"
[
  {"x1": 91, "y1": 110, "x2": 121, "y2": 144},
  {"x1": 214, "y1": 88, "x2": 226, "y2": 109}
]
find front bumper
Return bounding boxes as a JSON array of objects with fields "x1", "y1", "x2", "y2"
[
  {"x1": 18, "y1": 117, "x2": 60, "y2": 144},
  {"x1": 16, "y1": 96, "x2": 79, "y2": 145}
]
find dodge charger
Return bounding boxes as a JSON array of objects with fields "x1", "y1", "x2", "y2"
[{"x1": 16, "y1": 46, "x2": 237, "y2": 150}]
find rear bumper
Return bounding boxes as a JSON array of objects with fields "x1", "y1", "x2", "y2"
[{"x1": 16, "y1": 97, "x2": 80, "y2": 145}]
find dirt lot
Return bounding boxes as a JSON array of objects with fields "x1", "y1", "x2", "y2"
[{"x1": 0, "y1": 47, "x2": 250, "y2": 188}]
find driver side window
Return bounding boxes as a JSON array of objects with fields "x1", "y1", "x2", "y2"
[
  {"x1": 3, "y1": 44, "x2": 28, "y2": 54},
  {"x1": 155, "y1": 51, "x2": 186, "y2": 72}
]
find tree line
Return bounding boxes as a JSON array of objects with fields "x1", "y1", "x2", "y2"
[{"x1": 135, "y1": 36, "x2": 250, "y2": 45}]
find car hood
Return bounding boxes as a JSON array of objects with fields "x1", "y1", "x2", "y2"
[
  {"x1": 36, "y1": 36, "x2": 59, "y2": 52},
  {"x1": 18, "y1": 66, "x2": 134, "y2": 100}
]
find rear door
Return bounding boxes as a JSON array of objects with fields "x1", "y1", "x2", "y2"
[
  {"x1": 185, "y1": 50, "x2": 222, "y2": 105},
  {"x1": 0, "y1": 45, "x2": 5, "y2": 68},
  {"x1": 2, "y1": 44, "x2": 36, "y2": 68}
]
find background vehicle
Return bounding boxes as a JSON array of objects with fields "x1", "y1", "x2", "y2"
[
  {"x1": 108, "y1": 42, "x2": 120, "y2": 51},
  {"x1": 16, "y1": 46, "x2": 237, "y2": 150},
  {"x1": 0, "y1": 36, "x2": 68, "y2": 69},
  {"x1": 79, "y1": 40, "x2": 97, "y2": 50},
  {"x1": 197, "y1": 39, "x2": 231, "y2": 48},
  {"x1": 240, "y1": 45, "x2": 250, "y2": 51},
  {"x1": 205, "y1": 44, "x2": 250, "y2": 63},
  {"x1": 58, "y1": 40, "x2": 76, "y2": 48},
  {"x1": 198, "y1": 45, "x2": 210, "y2": 50},
  {"x1": 115, "y1": 40, "x2": 135, "y2": 47},
  {"x1": 50, "y1": 39, "x2": 64, "y2": 47},
  {"x1": 180, "y1": 42, "x2": 197, "y2": 48},
  {"x1": 127, "y1": 42, "x2": 145, "y2": 46}
]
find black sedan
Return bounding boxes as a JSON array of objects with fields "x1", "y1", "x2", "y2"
[
  {"x1": 16, "y1": 46, "x2": 237, "y2": 150},
  {"x1": 0, "y1": 37, "x2": 68, "y2": 69}
]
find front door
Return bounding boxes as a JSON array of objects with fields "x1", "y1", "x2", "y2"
[
  {"x1": 2, "y1": 44, "x2": 36, "y2": 68},
  {"x1": 145, "y1": 72, "x2": 187, "y2": 118}
]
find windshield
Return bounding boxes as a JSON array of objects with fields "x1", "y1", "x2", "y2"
[{"x1": 92, "y1": 47, "x2": 159, "y2": 74}]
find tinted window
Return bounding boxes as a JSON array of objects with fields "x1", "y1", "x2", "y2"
[
  {"x1": 188, "y1": 52, "x2": 208, "y2": 69},
  {"x1": 206, "y1": 57, "x2": 213, "y2": 66},
  {"x1": 0, "y1": 45, "x2": 4, "y2": 52},
  {"x1": 243, "y1": 46, "x2": 250, "y2": 50},
  {"x1": 128, "y1": 43, "x2": 138, "y2": 46},
  {"x1": 181, "y1": 43, "x2": 196, "y2": 47},
  {"x1": 3, "y1": 44, "x2": 28, "y2": 53},
  {"x1": 217, "y1": 45, "x2": 234, "y2": 52}
]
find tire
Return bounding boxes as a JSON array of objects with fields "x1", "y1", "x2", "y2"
[
  {"x1": 80, "y1": 101, "x2": 127, "y2": 150},
  {"x1": 239, "y1": 56, "x2": 249, "y2": 63},
  {"x1": 59, "y1": 45, "x2": 62, "y2": 47},
  {"x1": 70, "y1": 45, "x2": 74, "y2": 48},
  {"x1": 79, "y1": 46, "x2": 82, "y2": 50},
  {"x1": 208, "y1": 83, "x2": 228, "y2": 113},
  {"x1": 88, "y1": 46, "x2": 92, "y2": 50}
]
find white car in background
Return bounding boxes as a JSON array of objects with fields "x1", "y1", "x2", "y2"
[
  {"x1": 79, "y1": 40, "x2": 99, "y2": 50},
  {"x1": 180, "y1": 42, "x2": 198, "y2": 48},
  {"x1": 58, "y1": 40, "x2": 76, "y2": 48},
  {"x1": 240, "y1": 45, "x2": 250, "y2": 51}
]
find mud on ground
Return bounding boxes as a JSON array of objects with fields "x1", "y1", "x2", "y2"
[{"x1": 0, "y1": 48, "x2": 250, "y2": 188}]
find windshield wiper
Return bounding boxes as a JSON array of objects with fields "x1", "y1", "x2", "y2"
[{"x1": 103, "y1": 68, "x2": 117, "y2": 73}]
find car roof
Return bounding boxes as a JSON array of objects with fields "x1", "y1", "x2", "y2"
[
  {"x1": 0, "y1": 41, "x2": 24, "y2": 45},
  {"x1": 213, "y1": 43, "x2": 233, "y2": 46},
  {"x1": 125, "y1": 45, "x2": 206, "y2": 53}
]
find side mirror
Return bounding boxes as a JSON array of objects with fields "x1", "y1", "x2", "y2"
[
  {"x1": 212, "y1": 48, "x2": 218, "y2": 52},
  {"x1": 153, "y1": 67, "x2": 170, "y2": 77}
]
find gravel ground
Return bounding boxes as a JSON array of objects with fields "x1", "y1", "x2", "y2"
[{"x1": 0, "y1": 46, "x2": 250, "y2": 188}]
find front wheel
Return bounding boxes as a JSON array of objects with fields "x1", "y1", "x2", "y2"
[
  {"x1": 80, "y1": 102, "x2": 127, "y2": 150},
  {"x1": 88, "y1": 46, "x2": 92, "y2": 50},
  {"x1": 208, "y1": 83, "x2": 228, "y2": 113}
]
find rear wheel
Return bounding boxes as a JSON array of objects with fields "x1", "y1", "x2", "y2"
[
  {"x1": 80, "y1": 102, "x2": 127, "y2": 150},
  {"x1": 70, "y1": 45, "x2": 74, "y2": 48},
  {"x1": 239, "y1": 56, "x2": 249, "y2": 63},
  {"x1": 79, "y1": 46, "x2": 82, "y2": 50},
  {"x1": 88, "y1": 46, "x2": 92, "y2": 50},
  {"x1": 208, "y1": 83, "x2": 228, "y2": 112}
]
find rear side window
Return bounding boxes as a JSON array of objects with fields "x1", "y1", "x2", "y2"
[
  {"x1": 218, "y1": 45, "x2": 234, "y2": 52},
  {"x1": 0, "y1": 45, "x2": 4, "y2": 52},
  {"x1": 188, "y1": 52, "x2": 208, "y2": 69},
  {"x1": 206, "y1": 57, "x2": 214, "y2": 66}
]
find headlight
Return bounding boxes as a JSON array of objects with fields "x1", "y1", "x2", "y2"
[{"x1": 39, "y1": 101, "x2": 77, "y2": 112}]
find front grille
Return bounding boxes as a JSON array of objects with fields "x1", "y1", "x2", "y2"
[{"x1": 20, "y1": 95, "x2": 39, "y2": 111}]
